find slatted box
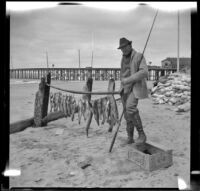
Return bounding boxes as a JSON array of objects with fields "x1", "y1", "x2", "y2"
[{"x1": 127, "y1": 142, "x2": 173, "y2": 171}]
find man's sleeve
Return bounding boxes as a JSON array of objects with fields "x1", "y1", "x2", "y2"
[
  {"x1": 138, "y1": 53, "x2": 148, "y2": 75},
  {"x1": 125, "y1": 53, "x2": 148, "y2": 84}
]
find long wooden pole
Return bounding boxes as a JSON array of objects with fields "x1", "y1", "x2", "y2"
[
  {"x1": 109, "y1": 9, "x2": 159, "y2": 153},
  {"x1": 91, "y1": 32, "x2": 94, "y2": 67},
  {"x1": 177, "y1": 10, "x2": 180, "y2": 72},
  {"x1": 78, "y1": 49, "x2": 80, "y2": 68},
  {"x1": 91, "y1": 51, "x2": 93, "y2": 68},
  {"x1": 109, "y1": 108, "x2": 125, "y2": 152},
  {"x1": 46, "y1": 51, "x2": 49, "y2": 69}
]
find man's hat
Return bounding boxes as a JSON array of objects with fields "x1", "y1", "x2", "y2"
[{"x1": 117, "y1": 37, "x2": 132, "y2": 49}]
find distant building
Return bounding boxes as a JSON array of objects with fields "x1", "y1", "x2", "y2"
[
  {"x1": 148, "y1": 65, "x2": 162, "y2": 70},
  {"x1": 161, "y1": 57, "x2": 191, "y2": 71}
]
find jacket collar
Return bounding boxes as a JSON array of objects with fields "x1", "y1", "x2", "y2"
[{"x1": 131, "y1": 49, "x2": 137, "y2": 60}]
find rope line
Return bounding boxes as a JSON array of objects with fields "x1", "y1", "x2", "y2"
[{"x1": 46, "y1": 83, "x2": 120, "y2": 95}]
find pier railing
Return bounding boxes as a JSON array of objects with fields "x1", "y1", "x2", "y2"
[{"x1": 9, "y1": 67, "x2": 176, "y2": 81}]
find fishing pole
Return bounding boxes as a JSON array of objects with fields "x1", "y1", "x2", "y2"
[
  {"x1": 46, "y1": 51, "x2": 49, "y2": 71},
  {"x1": 109, "y1": 9, "x2": 159, "y2": 153}
]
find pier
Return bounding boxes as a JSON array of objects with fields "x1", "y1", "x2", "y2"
[{"x1": 10, "y1": 67, "x2": 176, "y2": 81}]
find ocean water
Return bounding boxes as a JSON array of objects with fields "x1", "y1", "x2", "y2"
[{"x1": 10, "y1": 79, "x2": 40, "y2": 85}]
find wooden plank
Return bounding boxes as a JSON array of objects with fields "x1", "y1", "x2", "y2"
[{"x1": 10, "y1": 117, "x2": 34, "y2": 134}]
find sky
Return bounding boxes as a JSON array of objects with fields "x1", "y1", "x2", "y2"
[{"x1": 9, "y1": 2, "x2": 195, "y2": 69}]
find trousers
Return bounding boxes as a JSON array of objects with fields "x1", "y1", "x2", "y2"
[{"x1": 121, "y1": 91, "x2": 139, "y2": 122}]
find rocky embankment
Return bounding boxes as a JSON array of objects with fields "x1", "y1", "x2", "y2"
[{"x1": 151, "y1": 73, "x2": 190, "y2": 112}]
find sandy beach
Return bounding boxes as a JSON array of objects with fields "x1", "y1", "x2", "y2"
[{"x1": 9, "y1": 79, "x2": 190, "y2": 188}]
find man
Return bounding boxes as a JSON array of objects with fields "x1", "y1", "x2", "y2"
[{"x1": 118, "y1": 37, "x2": 148, "y2": 144}]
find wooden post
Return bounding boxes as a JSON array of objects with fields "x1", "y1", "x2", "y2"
[
  {"x1": 33, "y1": 72, "x2": 51, "y2": 127},
  {"x1": 42, "y1": 72, "x2": 51, "y2": 126},
  {"x1": 84, "y1": 76, "x2": 93, "y2": 137}
]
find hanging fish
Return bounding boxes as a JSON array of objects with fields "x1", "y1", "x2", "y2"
[
  {"x1": 67, "y1": 95, "x2": 72, "y2": 116},
  {"x1": 82, "y1": 99, "x2": 88, "y2": 121},
  {"x1": 77, "y1": 98, "x2": 83, "y2": 124},
  {"x1": 90, "y1": 99, "x2": 99, "y2": 126},
  {"x1": 71, "y1": 95, "x2": 76, "y2": 122},
  {"x1": 49, "y1": 92, "x2": 54, "y2": 112},
  {"x1": 60, "y1": 94, "x2": 64, "y2": 113},
  {"x1": 65, "y1": 95, "x2": 70, "y2": 117},
  {"x1": 58, "y1": 92, "x2": 62, "y2": 111},
  {"x1": 101, "y1": 97, "x2": 108, "y2": 125},
  {"x1": 61, "y1": 94, "x2": 68, "y2": 117},
  {"x1": 53, "y1": 92, "x2": 59, "y2": 112},
  {"x1": 105, "y1": 99, "x2": 111, "y2": 124},
  {"x1": 97, "y1": 98, "x2": 103, "y2": 121}
]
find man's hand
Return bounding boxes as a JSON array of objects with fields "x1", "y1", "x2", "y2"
[{"x1": 121, "y1": 77, "x2": 128, "y2": 85}]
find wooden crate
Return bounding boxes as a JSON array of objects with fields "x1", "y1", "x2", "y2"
[{"x1": 127, "y1": 141, "x2": 173, "y2": 171}]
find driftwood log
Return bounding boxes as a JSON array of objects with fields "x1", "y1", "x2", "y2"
[
  {"x1": 10, "y1": 73, "x2": 51, "y2": 134},
  {"x1": 10, "y1": 112, "x2": 69, "y2": 134},
  {"x1": 10, "y1": 117, "x2": 34, "y2": 134},
  {"x1": 41, "y1": 111, "x2": 65, "y2": 124}
]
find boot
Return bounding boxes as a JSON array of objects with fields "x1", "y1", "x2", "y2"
[
  {"x1": 125, "y1": 121, "x2": 134, "y2": 144},
  {"x1": 133, "y1": 112, "x2": 146, "y2": 144}
]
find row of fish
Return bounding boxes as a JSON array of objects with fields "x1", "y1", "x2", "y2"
[
  {"x1": 49, "y1": 91, "x2": 119, "y2": 127},
  {"x1": 49, "y1": 92, "x2": 78, "y2": 121}
]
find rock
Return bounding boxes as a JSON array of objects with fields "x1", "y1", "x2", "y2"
[
  {"x1": 159, "y1": 78, "x2": 168, "y2": 84},
  {"x1": 181, "y1": 94, "x2": 189, "y2": 99},
  {"x1": 78, "y1": 156, "x2": 93, "y2": 169},
  {"x1": 151, "y1": 86, "x2": 158, "y2": 94},
  {"x1": 164, "y1": 86, "x2": 173, "y2": 91},
  {"x1": 157, "y1": 82, "x2": 165, "y2": 87},
  {"x1": 151, "y1": 73, "x2": 190, "y2": 112},
  {"x1": 159, "y1": 88, "x2": 168, "y2": 94},
  {"x1": 152, "y1": 94, "x2": 164, "y2": 98},
  {"x1": 69, "y1": 171, "x2": 77, "y2": 176},
  {"x1": 174, "y1": 93, "x2": 182, "y2": 97},
  {"x1": 183, "y1": 91, "x2": 190, "y2": 96},
  {"x1": 80, "y1": 163, "x2": 91, "y2": 169},
  {"x1": 158, "y1": 99, "x2": 165, "y2": 104},
  {"x1": 176, "y1": 102, "x2": 190, "y2": 112},
  {"x1": 165, "y1": 91, "x2": 174, "y2": 97},
  {"x1": 163, "y1": 82, "x2": 171, "y2": 87},
  {"x1": 169, "y1": 97, "x2": 178, "y2": 104},
  {"x1": 163, "y1": 97, "x2": 169, "y2": 103}
]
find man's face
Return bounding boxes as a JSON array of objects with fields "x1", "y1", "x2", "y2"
[{"x1": 120, "y1": 44, "x2": 132, "y2": 56}]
